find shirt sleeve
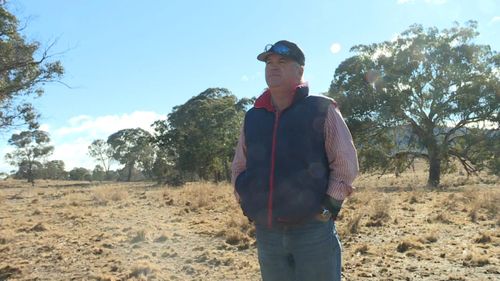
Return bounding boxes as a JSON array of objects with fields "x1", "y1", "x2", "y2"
[
  {"x1": 324, "y1": 102, "x2": 359, "y2": 200},
  {"x1": 231, "y1": 126, "x2": 247, "y2": 201}
]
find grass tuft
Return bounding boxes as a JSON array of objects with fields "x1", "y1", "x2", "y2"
[{"x1": 130, "y1": 230, "x2": 147, "y2": 244}]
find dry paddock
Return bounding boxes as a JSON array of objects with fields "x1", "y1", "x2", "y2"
[{"x1": 0, "y1": 172, "x2": 498, "y2": 280}]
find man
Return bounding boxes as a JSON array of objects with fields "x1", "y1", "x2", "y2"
[{"x1": 231, "y1": 40, "x2": 358, "y2": 281}]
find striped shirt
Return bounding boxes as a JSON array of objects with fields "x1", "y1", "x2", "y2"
[{"x1": 231, "y1": 101, "x2": 359, "y2": 201}]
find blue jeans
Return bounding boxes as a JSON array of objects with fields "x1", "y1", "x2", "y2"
[{"x1": 255, "y1": 219, "x2": 342, "y2": 281}]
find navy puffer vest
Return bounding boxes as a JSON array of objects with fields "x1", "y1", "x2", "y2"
[{"x1": 235, "y1": 86, "x2": 332, "y2": 227}]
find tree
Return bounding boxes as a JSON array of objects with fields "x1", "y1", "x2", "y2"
[
  {"x1": 92, "y1": 165, "x2": 105, "y2": 181},
  {"x1": 69, "y1": 167, "x2": 91, "y2": 181},
  {"x1": 107, "y1": 128, "x2": 153, "y2": 182},
  {"x1": 40, "y1": 160, "x2": 67, "y2": 180},
  {"x1": 153, "y1": 88, "x2": 251, "y2": 182},
  {"x1": 329, "y1": 21, "x2": 499, "y2": 187},
  {"x1": 0, "y1": 4, "x2": 64, "y2": 131},
  {"x1": 150, "y1": 148, "x2": 181, "y2": 185},
  {"x1": 5, "y1": 129, "x2": 54, "y2": 185},
  {"x1": 13, "y1": 159, "x2": 42, "y2": 180},
  {"x1": 88, "y1": 139, "x2": 114, "y2": 177}
]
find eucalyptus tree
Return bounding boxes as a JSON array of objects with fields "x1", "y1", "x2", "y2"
[
  {"x1": 153, "y1": 88, "x2": 251, "y2": 182},
  {"x1": 107, "y1": 128, "x2": 153, "y2": 182},
  {"x1": 5, "y1": 129, "x2": 54, "y2": 185},
  {"x1": 329, "y1": 21, "x2": 499, "y2": 187},
  {"x1": 0, "y1": 4, "x2": 64, "y2": 130},
  {"x1": 88, "y1": 139, "x2": 114, "y2": 177}
]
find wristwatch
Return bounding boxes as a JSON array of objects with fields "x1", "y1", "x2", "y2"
[{"x1": 319, "y1": 207, "x2": 332, "y2": 220}]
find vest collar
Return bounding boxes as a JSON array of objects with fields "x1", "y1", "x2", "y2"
[{"x1": 254, "y1": 83, "x2": 309, "y2": 112}]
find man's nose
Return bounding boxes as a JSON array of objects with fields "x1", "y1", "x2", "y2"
[{"x1": 267, "y1": 63, "x2": 280, "y2": 70}]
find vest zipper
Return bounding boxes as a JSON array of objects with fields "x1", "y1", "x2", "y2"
[{"x1": 268, "y1": 111, "x2": 280, "y2": 228}]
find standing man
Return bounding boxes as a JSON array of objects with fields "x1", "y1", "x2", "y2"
[{"x1": 231, "y1": 40, "x2": 359, "y2": 281}]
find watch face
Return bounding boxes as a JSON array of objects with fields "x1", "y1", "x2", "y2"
[{"x1": 316, "y1": 209, "x2": 332, "y2": 222}]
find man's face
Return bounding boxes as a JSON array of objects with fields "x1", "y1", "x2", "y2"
[{"x1": 265, "y1": 54, "x2": 303, "y2": 89}]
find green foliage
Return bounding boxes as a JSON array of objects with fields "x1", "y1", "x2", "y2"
[
  {"x1": 153, "y1": 88, "x2": 250, "y2": 182},
  {"x1": 39, "y1": 160, "x2": 67, "y2": 180},
  {"x1": 107, "y1": 128, "x2": 153, "y2": 182},
  {"x1": 69, "y1": 167, "x2": 91, "y2": 181},
  {"x1": 450, "y1": 127, "x2": 499, "y2": 176},
  {"x1": 0, "y1": 5, "x2": 64, "y2": 130},
  {"x1": 5, "y1": 129, "x2": 54, "y2": 184},
  {"x1": 92, "y1": 165, "x2": 106, "y2": 181},
  {"x1": 150, "y1": 149, "x2": 181, "y2": 185},
  {"x1": 329, "y1": 21, "x2": 499, "y2": 187},
  {"x1": 12, "y1": 160, "x2": 42, "y2": 180}
]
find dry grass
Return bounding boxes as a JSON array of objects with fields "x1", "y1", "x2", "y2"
[
  {"x1": 162, "y1": 182, "x2": 225, "y2": 212},
  {"x1": 0, "y1": 170, "x2": 498, "y2": 280},
  {"x1": 154, "y1": 232, "x2": 168, "y2": 243},
  {"x1": 0, "y1": 229, "x2": 14, "y2": 245},
  {"x1": 462, "y1": 250, "x2": 490, "y2": 267},
  {"x1": 127, "y1": 261, "x2": 159, "y2": 279},
  {"x1": 474, "y1": 232, "x2": 492, "y2": 244},
  {"x1": 344, "y1": 213, "x2": 362, "y2": 235},
  {"x1": 130, "y1": 230, "x2": 147, "y2": 244},
  {"x1": 92, "y1": 185, "x2": 129, "y2": 206}
]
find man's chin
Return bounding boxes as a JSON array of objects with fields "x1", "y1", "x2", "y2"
[{"x1": 266, "y1": 79, "x2": 283, "y2": 88}]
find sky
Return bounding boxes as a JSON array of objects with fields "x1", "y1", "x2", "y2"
[{"x1": 1, "y1": 0, "x2": 499, "y2": 173}]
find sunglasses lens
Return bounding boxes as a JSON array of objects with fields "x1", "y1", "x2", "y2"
[
  {"x1": 272, "y1": 44, "x2": 290, "y2": 55},
  {"x1": 264, "y1": 43, "x2": 290, "y2": 55}
]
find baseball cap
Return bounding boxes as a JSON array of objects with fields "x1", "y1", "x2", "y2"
[{"x1": 257, "y1": 40, "x2": 305, "y2": 66}]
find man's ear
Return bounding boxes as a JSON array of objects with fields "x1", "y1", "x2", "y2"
[{"x1": 297, "y1": 65, "x2": 304, "y2": 77}]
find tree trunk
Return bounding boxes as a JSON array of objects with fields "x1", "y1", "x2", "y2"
[
  {"x1": 428, "y1": 152, "x2": 441, "y2": 188},
  {"x1": 127, "y1": 164, "x2": 133, "y2": 182},
  {"x1": 224, "y1": 160, "x2": 231, "y2": 182},
  {"x1": 28, "y1": 162, "x2": 35, "y2": 187}
]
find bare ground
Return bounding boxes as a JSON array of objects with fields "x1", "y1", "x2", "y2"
[{"x1": 0, "y1": 172, "x2": 498, "y2": 281}]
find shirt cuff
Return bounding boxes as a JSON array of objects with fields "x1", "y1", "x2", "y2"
[{"x1": 326, "y1": 179, "x2": 354, "y2": 201}]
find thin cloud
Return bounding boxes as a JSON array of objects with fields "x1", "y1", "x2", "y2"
[
  {"x1": 51, "y1": 137, "x2": 97, "y2": 170},
  {"x1": 55, "y1": 111, "x2": 165, "y2": 138},
  {"x1": 49, "y1": 111, "x2": 166, "y2": 171},
  {"x1": 490, "y1": 16, "x2": 500, "y2": 24},
  {"x1": 0, "y1": 111, "x2": 166, "y2": 173},
  {"x1": 0, "y1": 146, "x2": 14, "y2": 174}
]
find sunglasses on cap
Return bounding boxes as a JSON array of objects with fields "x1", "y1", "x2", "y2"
[
  {"x1": 257, "y1": 40, "x2": 305, "y2": 65},
  {"x1": 264, "y1": 42, "x2": 292, "y2": 56}
]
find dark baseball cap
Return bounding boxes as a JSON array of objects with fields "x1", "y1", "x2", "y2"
[{"x1": 257, "y1": 40, "x2": 305, "y2": 66}]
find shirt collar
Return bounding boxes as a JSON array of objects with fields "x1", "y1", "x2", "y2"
[{"x1": 254, "y1": 83, "x2": 309, "y2": 112}]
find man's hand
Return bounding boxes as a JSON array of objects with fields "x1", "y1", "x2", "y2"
[{"x1": 322, "y1": 196, "x2": 344, "y2": 221}]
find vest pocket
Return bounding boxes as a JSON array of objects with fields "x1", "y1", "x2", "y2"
[{"x1": 235, "y1": 170, "x2": 269, "y2": 224}]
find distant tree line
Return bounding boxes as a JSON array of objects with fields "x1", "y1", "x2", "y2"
[
  {"x1": 1, "y1": 2, "x2": 498, "y2": 188},
  {"x1": 3, "y1": 88, "x2": 251, "y2": 185}
]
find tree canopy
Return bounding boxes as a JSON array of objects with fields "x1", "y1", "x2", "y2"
[
  {"x1": 0, "y1": 4, "x2": 64, "y2": 131},
  {"x1": 329, "y1": 21, "x2": 499, "y2": 187},
  {"x1": 5, "y1": 129, "x2": 54, "y2": 184},
  {"x1": 107, "y1": 128, "x2": 153, "y2": 182},
  {"x1": 153, "y1": 88, "x2": 251, "y2": 182}
]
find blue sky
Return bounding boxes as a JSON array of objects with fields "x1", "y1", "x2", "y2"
[{"x1": 1, "y1": 0, "x2": 499, "y2": 173}]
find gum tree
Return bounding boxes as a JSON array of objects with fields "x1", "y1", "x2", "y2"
[
  {"x1": 329, "y1": 21, "x2": 499, "y2": 187},
  {"x1": 0, "y1": 4, "x2": 64, "y2": 130}
]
